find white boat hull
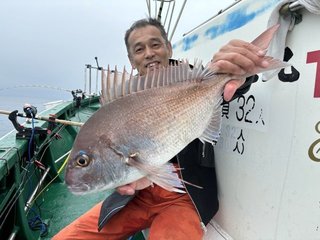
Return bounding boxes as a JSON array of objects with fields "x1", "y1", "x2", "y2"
[{"x1": 174, "y1": 0, "x2": 320, "y2": 239}]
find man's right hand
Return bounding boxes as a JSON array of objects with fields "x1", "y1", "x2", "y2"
[{"x1": 116, "y1": 177, "x2": 152, "y2": 195}]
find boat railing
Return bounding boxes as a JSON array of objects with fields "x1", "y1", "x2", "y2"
[{"x1": 84, "y1": 60, "x2": 102, "y2": 97}]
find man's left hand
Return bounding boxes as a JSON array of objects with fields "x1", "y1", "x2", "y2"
[{"x1": 210, "y1": 39, "x2": 269, "y2": 101}]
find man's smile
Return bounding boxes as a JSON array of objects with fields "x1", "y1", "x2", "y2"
[{"x1": 146, "y1": 61, "x2": 160, "y2": 68}]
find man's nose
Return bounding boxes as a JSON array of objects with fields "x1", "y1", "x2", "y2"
[{"x1": 145, "y1": 46, "x2": 155, "y2": 58}]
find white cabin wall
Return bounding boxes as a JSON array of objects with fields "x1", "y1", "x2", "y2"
[{"x1": 173, "y1": 0, "x2": 320, "y2": 239}]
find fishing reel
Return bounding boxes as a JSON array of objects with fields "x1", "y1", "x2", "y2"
[
  {"x1": 23, "y1": 103, "x2": 37, "y2": 118},
  {"x1": 71, "y1": 89, "x2": 85, "y2": 108},
  {"x1": 8, "y1": 104, "x2": 47, "y2": 140}
]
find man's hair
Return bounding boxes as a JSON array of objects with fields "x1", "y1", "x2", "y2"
[{"x1": 124, "y1": 18, "x2": 169, "y2": 55}]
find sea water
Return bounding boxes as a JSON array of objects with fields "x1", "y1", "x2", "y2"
[{"x1": 0, "y1": 87, "x2": 72, "y2": 137}]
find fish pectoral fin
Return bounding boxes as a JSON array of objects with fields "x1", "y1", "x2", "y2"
[
  {"x1": 147, "y1": 163, "x2": 186, "y2": 193},
  {"x1": 126, "y1": 157, "x2": 201, "y2": 193},
  {"x1": 199, "y1": 97, "x2": 223, "y2": 145},
  {"x1": 126, "y1": 156, "x2": 185, "y2": 193},
  {"x1": 148, "y1": 164, "x2": 203, "y2": 193}
]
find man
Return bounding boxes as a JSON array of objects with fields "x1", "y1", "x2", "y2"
[{"x1": 53, "y1": 18, "x2": 266, "y2": 240}]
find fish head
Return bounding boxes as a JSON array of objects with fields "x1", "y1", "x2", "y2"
[{"x1": 65, "y1": 135, "x2": 130, "y2": 195}]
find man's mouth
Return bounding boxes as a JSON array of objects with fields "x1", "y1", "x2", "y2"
[{"x1": 146, "y1": 62, "x2": 160, "y2": 68}]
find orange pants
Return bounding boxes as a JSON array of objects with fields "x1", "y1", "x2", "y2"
[{"x1": 53, "y1": 184, "x2": 203, "y2": 240}]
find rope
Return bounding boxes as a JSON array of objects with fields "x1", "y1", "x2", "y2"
[
  {"x1": 298, "y1": 0, "x2": 320, "y2": 14},
  {"x1": 23, "y1": 112, "x2": 49, "y2": 237},
  {"x1": 263, "y1": 0, "x2": 320, "y2": 80},
  {"x1": 28, "y1": 208, "x2": 48, "y2": 237}
]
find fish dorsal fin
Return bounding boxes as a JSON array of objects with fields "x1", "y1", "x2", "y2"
[
  {"x1": 100, "y1": 65, "x2": 133, "y2": 105},
  {"x1": 100, "y1": 60, "x2": 206, "y2": 105}
]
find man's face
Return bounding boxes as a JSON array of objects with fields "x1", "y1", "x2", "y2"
[{"x1": 127, "y1": 25, "x2": 172, "y2": 76}]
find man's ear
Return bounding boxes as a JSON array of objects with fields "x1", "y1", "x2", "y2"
[
  {"x1": 167, "y1": 42, "x2": 173, "y2": 58},
  {"x1": 128, "y1": 54, "x2": 136, "y2": 69}
]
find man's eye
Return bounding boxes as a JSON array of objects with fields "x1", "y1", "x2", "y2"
[
  {"x1": 135, "y1": 48, "x2": 142, "y2": 53},
  {"x1": 152, "y1": 43, "x2": 160, "y2": 48}
]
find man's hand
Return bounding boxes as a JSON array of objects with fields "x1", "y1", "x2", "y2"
[
  {"x1": 116, "y1": 177, "x2": 152, "y2": 195},
  {"x1": 211, "y1": 39, "x2": 269, "y2": 101}
]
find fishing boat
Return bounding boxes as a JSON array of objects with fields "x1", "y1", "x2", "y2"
[{"x1": 1, "y1": 0, "x2": 319, "y2": 239}]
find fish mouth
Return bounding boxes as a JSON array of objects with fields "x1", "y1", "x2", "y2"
[
  {"x1": 66, "y1": 181, "x2": 116, "y2": 195},
  {"x1": 67, "y1": 183, "x2": 92, "y2": 195}
]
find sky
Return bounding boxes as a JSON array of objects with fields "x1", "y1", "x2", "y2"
[{"x1": 0, "y1": 0, "x2": 234, "y2": 95}]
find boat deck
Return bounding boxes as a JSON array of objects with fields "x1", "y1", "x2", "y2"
[
  {"x1": 40, "y1": 174, "x2": 108, "y2": 239},
  {"x1": 0, "y1": 97, "x2": 145, "y2": 239}
]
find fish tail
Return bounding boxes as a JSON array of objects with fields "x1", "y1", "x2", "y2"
[
  {"x1": 203, "y1": 24, "x2": 290, "y2": 81},
  {"x1": 247, "y1": 24, "x2": 290, "y2": 77},
  {"x1": 251, "y1": 24, "x2": 280, "y2": 50}
]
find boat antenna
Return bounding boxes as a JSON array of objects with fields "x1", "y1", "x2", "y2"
[
  {"x1": 95, "y1": 57, "x2": 103, "y2": 94},
  {"x1": 146, "y1": 0, "x2": 187, "y2": 42},
  {"x1": 157, "y1": 0, "x2": 165, "y2": 21},
  {"x1": 168, "y1": 0, "x2": 187, "y2": 41},
  {"x1": 95, "y1": 56, "x2": 102, "y2": 70}
]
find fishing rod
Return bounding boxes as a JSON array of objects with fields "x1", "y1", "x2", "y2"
[
  {"x1": 0, "y1": 84, "x2": 73, "y2": 93},
  {"x1": 0, "y1": 109, "x2": 84, "y2": 127}
]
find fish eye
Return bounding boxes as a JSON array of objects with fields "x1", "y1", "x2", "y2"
[{"x1": 76, "y1": 154, "x2": 91, "y2": 167}]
